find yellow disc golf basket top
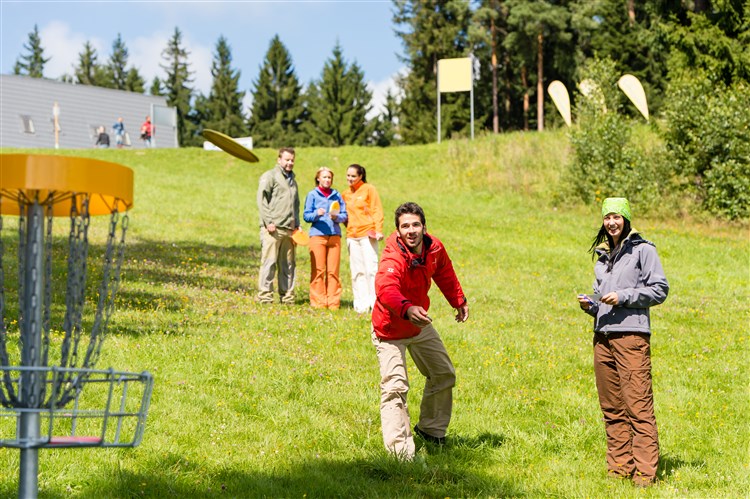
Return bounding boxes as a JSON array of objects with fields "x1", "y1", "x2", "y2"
[{"x1": 0, "y1": 154, "x2": 153, "y2": 498}]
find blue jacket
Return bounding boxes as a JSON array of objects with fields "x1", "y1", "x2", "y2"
[{"x1": 303, "y1": 188, "x2": 348, "y2": 236}]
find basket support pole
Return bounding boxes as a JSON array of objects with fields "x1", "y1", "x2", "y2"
[{"x1": 19, "y1": 202, "x2": 44, "y2": 499}]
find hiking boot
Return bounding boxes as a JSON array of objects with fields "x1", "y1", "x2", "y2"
[{"x1": 413, "y1": 425, "x2": 445, "y2": 445}]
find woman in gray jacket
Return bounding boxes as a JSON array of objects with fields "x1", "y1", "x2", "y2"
[{"x1": 578, "y1": 198, "x2": 669, "y2": 487}]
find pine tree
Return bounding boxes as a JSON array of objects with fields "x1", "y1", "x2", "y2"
[
  {"x1": 108, "y1": 34, "x2": 130, "y2": 90},
  {"x1": 393, "y1": 0, "x2": 473, "y2": 144},
  {"x1": 504, "y1": 0, "x2": 570, "y2": 131},
  {"x1": 14, "y1": 24, "x2": 50, "y2": 78},
  {"x1": 247, "y1": 35, "x2": 305, "y2": 148},
  {"x1": 370, "y1": 89, "x2": 400, "y2": 146},
  {"x1": 303, "y1": 43, "x2": 372, "y2": 146},
  {"x1": 125, "y1": 67, "x2": 146, "y2": 93},
  {"x1": 197, "y1": 36, "x2": 247, "y2": 138},
  {"x1": 150, "y1": 77, "x2": 163, "y2": 96},
  {"x1": 471, "y1": 0, "x2": 515, "y2": 132},
  {"x1": 74, "y1": 41, "x2": 106, "y2": 86},
  {"x1": 160, "y1": 27, "x2": 195, "y2": 146}
]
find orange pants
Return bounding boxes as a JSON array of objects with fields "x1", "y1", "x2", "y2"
[{"x1": 308, "y1": 235, "x2": 342, "y2": 309}]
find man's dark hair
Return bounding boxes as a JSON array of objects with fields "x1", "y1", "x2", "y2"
[
  {"x1": 278, "y1": 147, "x2": 295, "y2": 157},
  {"x1": 348, "y1": 163, "x2": 367, "y2": 183},
  {"x1": 394, "y1": 202, "x2": 426, "y2": 228}
]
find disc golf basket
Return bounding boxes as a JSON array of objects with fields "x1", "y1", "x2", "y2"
[{"x1": 0, "y1": 154, "x2": 153, "y2": 498}]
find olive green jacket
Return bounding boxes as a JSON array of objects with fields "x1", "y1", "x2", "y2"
[{"x1": 257, "y1": 165, "x2": 300, "y2": 230}]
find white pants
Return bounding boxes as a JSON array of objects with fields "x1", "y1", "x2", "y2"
[{"x1": 346, "y1": 236, "x2": 379, "y2": 313}]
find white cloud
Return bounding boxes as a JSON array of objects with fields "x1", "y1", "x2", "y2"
[
  {"x1": 36, "y1": 21, "x2": 212, "y2": 96},
  {"x1": 130, "y1": 32, "x2": 212, "y2": 95},
  {"x1": 39, "y1": 21, "x2": 106, "y2": 78},
  {"x1": 130, "y1": 32, "x2": 170, "y2": 88},
  {"x1": 366, "y1": 68, "x2": 406, "y2": 119}
]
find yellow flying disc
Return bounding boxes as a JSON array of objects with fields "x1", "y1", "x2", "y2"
[
  {"x1": 202, "y1": 129, "x2": 259, "y2": 163},
  {"x1": 291, "y1": 228, "x2": 309, "y2": 246},
  {"x1": 329, "y1": 200, "x2": 340, "y2": 215}
]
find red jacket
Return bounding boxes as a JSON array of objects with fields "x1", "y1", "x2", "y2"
[{"x1": 372, "y1": 232, "x2": 466, "y2": 340}]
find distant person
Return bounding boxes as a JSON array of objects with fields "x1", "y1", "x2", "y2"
[
  {"x1": 577, "y1": 197, "x2": 669, "y2": 487},
  {"x1": 140, "y1": 115, "x2": 153, "y2": 147},
  {"x1": 95, "y1": 126, "x2": 110, "y2": 148},
  {"x1": 371, "y1": 202, "x2": 469, "y2": 460},
  {"x1": 257, "y1": 147, "x2": 300, "y2": 305},
  {"x1": 341, "y1": 164, "x2": 384, "y2": 314},
  {"x1": 303, "y1": 167, "x2": 348, "y2": 309},
  {"x1": 113, "y1": 117, "x2": 126, "y2": 149}
]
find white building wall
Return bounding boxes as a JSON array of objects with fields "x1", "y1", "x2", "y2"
[{"x1": 0, "y1": 74, "x2": 178, "y2": 149}]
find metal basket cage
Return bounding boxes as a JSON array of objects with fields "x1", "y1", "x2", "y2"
[{"x1": 0, "y1": 366, "x2": 153, "y2": 449}]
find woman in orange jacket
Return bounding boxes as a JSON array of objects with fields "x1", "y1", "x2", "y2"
[{"x1": 341, "y1": 164, "x2": 384, "y2": 313}]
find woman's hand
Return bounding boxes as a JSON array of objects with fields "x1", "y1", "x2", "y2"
[
  {"x1": 601, "y1": 292, "x2": 619, "y2": 305},
  {"x1": 317, "y1": 208, "x2": 326, "y2": 217},
  {"x1": 577, "y1": 294, "x2": 592, "y2": 310}
]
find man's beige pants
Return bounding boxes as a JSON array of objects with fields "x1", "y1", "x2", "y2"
[
  {"x1": 371, "y1": 324, "x2": 455, "y2": 459},
  {"x1": 257, "y1": 227, "x2": 295, "y2": 304}
]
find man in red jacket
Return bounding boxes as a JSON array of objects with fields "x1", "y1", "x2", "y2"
[{"x1": 371, "y1": 202, "x2": 469, "y2": 460}]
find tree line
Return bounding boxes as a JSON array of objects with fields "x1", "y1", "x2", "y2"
[{"x1": 12, "y1": 0, "x2": 750, "y2": 148}]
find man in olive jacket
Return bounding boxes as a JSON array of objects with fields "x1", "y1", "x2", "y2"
[{"x1": 257, "y1": 147, "x2": 300, "y2": 304}]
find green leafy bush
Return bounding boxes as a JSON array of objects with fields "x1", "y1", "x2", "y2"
[
  {"x1": 565, "y1": 58, "x2": 666, "y2": 208},
  {"x1": 661, "y1": 76, "x2": 750, "y2": 220}
]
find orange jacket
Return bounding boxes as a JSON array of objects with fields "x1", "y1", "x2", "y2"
[
  {"x1": 342, "y1": 181, "x2": 383, "y2": 238},
  {"x1": 372, "y1": 232, "x2": 466, "y2": 340}
]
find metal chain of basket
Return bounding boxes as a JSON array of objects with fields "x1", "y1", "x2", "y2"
[{"x1": 0, "y1": 194, "x2": 129, "y2": 409}]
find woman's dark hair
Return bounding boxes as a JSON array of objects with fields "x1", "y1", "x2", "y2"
[
  {"x1": 347, "y1": 164, "x2": 367, "y2": 183},
  {"x1": 589, "y1": 219, "x2": 632, "y2": 269},
  {"x1": 394, "y1": 202, "x2": 426, "y2": 228}
]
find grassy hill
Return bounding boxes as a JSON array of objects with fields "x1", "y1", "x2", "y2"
[{"x1": 1, "y1": 132, "x2": 748, "y2": 497}]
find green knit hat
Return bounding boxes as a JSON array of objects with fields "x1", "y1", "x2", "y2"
[{"x1": 601, "y1": 197, "x2": 632, "y2": 221}]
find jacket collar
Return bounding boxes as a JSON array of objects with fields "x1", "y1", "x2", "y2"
[
  {"x1": 395, "y1": 233, "x2": 433, "y2": 267},
  {"x1": 595, "y1": 229, "x2": 642, "y2": 256}
]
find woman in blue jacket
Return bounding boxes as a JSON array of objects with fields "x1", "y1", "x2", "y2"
[
  {"x1": 303, "y1": 167, "x2": 348, "y2": 309},
  {"x1": 578, "y1": 198, "x2": 669, "y2": 487}
]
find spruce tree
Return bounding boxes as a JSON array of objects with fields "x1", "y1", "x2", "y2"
[
  {"x1": 74, "y1": 41, "x2": 106, "y2": 86},
  {"x1": 160, "y1": 27, "x2": 195, "y2": 146},
  {"x1": 304, "y1": 43, "x2": 372, "y2": 146},
  {"x1": 198, "y1": 36, "x2": 247, "y2": 138},
  {"x1": 370, "y1": 89, "x2": 400, "y2": 146},
  {"x1": 14, "y1": 24, "x2": 49, "y2": 78},
  {"x1": 125, "y1": 68, "x2": 146, "y2": 93},
  {"x1": 108, "y1": 34, "x2": 130, "y2": 90},
  {"x1": 393, "y1": 0, "x2": 473, "y2": 144},
  {"x1": 150, "y1": 77, "x2": 163, "y2": 96},
  {"x1": 247, "y1": 35, "x2": 305, "y2": 148}
]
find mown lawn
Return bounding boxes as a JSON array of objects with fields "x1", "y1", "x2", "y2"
[{"x1": 1, "y1": 132, "x2": 748, "y2": 497}]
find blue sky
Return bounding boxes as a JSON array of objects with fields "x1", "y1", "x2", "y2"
[{"x1": 1, "y1": 0, "x2": 405, "y2": 114}]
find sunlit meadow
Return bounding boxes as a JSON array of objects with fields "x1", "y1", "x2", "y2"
[{"x1": 1, "y1": 131, "x2": 748, "y2": 497}]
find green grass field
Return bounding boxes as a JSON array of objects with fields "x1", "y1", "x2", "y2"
[{"x1": 1, "y1": 131, "x2": 748, "y2": 498}]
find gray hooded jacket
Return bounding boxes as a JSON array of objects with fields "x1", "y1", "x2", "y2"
[{"x1": 585, "y1": 231, "x2": 669, "y2": 334}]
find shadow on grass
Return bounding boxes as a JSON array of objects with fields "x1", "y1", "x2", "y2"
[
  {"x1": 77, "y1": 453, "x2": 522, "y2": 498},
  {"x1": 658, "y1": 452, "x2": 705, "y2": 477},
  {"x1": 450, "y1": 431, "x2": 506, "y2": 449},
  {"x1": 122, "y1": 238, "x2": 259, "y2": 292}
]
